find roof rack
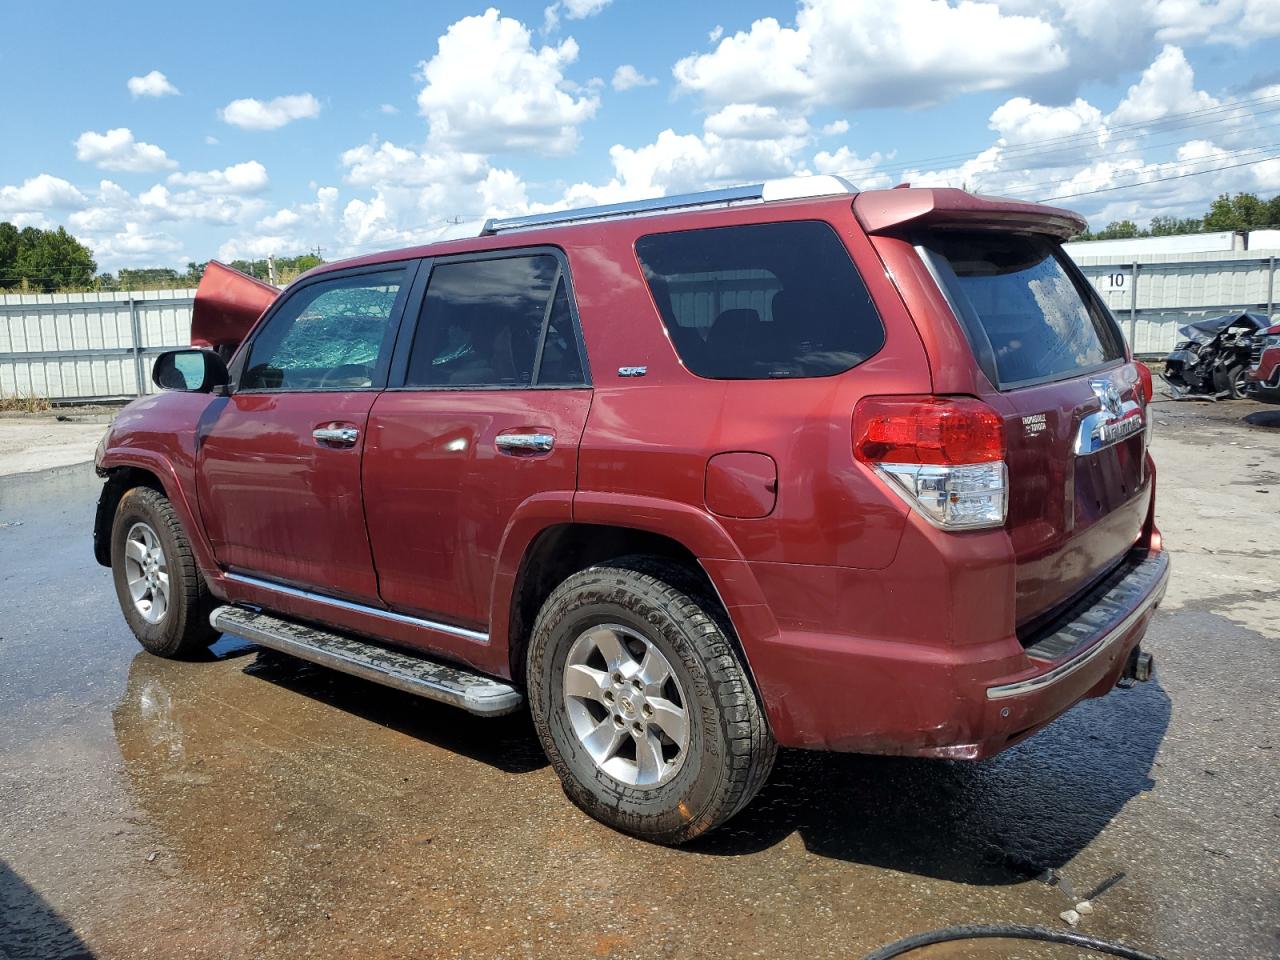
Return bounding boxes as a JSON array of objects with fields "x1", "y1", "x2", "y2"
[{"x1": 481, "y1": 175, "x2": 858, "y2": 235}]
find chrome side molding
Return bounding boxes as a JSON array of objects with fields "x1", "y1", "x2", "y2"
[{"x1": 223, "y1": 571, "x2": 489, "y2": 644}]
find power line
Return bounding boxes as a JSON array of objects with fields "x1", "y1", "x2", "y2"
[
  {"x1": 996, "y1": 139, "x2": 1280, "y2": 200},
  {"x1": 852, "y1": 91, "x2": 1280, "y2": 179},
  {"x1": 1036, "y1": 152, "x2": 1280, "y2": 203}
]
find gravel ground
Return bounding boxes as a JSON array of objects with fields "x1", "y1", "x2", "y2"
[
  {"x1": 0, "y1": 399, "x2": 1276, "y2": 960},
  {"x1": 0, "y1": 409, "x2": 115, "y2": 477}
]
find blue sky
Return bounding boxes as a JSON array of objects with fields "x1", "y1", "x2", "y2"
[{"x1": 2, "y1": 0, "x2": 1279, "y2": 271}]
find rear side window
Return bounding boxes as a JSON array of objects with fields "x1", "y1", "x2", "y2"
[
  {"x1": 406, "y1": 254, "x2": 586, "y2": 388},
  {"x1": 922, "y1": 232, "x2": 1125, "y2": 389},
  {"x1": 635, "y1": 221, "x2": 885, "y2": 379}
]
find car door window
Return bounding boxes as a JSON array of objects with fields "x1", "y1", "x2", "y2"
[
  {"x1": 242, "y1": 268, "x2": 407, "y2": 391},
  {"x1": 405, "y1": 255, "x2": 587, "y2": 387}
]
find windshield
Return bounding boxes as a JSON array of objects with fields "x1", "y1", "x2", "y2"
[{"x1": 922, "y1": 231, "x2": 1126, "y2": 389}]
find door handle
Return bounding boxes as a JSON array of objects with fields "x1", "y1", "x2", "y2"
[
  {"x1": 495, "y1": 433, "x2": 554, "y2": 453},
  {"x1": 313, "y1": 426, "x2": 360, "y2": 447}
]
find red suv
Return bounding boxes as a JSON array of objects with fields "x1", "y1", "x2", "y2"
[
  {"x1": 1246, "y1": 323, "x2": 1280, "y2": 403},
  {"x1": 94, "y1": 178, "x2": 1168, "y2": 843}
]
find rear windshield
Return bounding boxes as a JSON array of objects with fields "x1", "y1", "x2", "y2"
[
  {"x1": 922, "y1": 231, "x2": 1125, "y2": 389},
  {"x1": 635, "y1": 221, "x2": 885, "y2": 379}
]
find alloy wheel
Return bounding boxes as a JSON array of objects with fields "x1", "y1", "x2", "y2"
[
  {"x1": 123, "y1": 521, "x2": 169, "y2": 624},
  {"x1": 562, "y1": 623, "x2": 689, "y2": 787}
]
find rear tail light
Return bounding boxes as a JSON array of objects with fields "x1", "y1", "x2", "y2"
[
  {"x1": 1135, "y1": 362, "x2": 1154, "y2": 404},
  {"x1": 853, "y1": 396, "x2": 1008, "y2": 530}
]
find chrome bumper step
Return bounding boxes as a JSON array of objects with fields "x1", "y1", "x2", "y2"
[{"x1": 210, "y1": 605, "x2": 524, "y2": 717}]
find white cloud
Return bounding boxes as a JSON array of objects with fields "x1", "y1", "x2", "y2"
[
  {"x1": 562, "y1": 0, "x2": 610, "y2": 16},
  {"x1": 612, "y1": 64, "x2": 657, "y2": 91},
  {"x1": 543, "y1": 0, "x2": 610, "y2": 32},
  {"x1": 704, "y1": 104, "x2": 810, "y2": 140},
  {"x1": 820, "y1": 120, "x2": 849, "y2": 136},
  {"x1": 167, "y1": 160, "x2": 270, "y2": 194},
  {"x1": 812, "y1": 147, "x2": 893, "y2": 188},
  {"x1": 379, "y1": 103, "x2": 399, "y2": 115},
  {"x1": 340, "y1": 141, "x2": 489, "y2": 188},
  {"x1": 708, "y1": 25, "x2": 724, "y2": 42},
  {"x1": 74, "y1": 128, "x2": 177, "y2": 172},
  {"x1": 416, "y1": 9, "x2": 599, "y2": 155},
  {"x1": 127, "y1": 70, "x2": 180, "y2": 98},
  {"x1": 137, "y1": 185, "x2": 266, "y2": 226},
  {"x1": 204, "y1": 135, "x2": 220, "y2": 146},
  {"x1": 0, "y1": 174, "x2": 86, "y2": 215},
  {"x1": 674, "y1": 0, "x2": 1067, "y2": 110},
  {"x1": 218, "y1": 186, "x2": 340, "y2": 261},
  {"x1": 93, "y1": 223, "x2": 185, "y2": 266},
  {"x1": 1108, "y1": 45, "x2": 1218, "y2": 126},
  {"x1": 219, "y1": 93, "x2": 322, "y2": 130},
  {"x1": 1152, "y1": 0, "x2": 1280, "y2": 45}
]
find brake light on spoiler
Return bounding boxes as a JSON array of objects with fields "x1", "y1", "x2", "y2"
[{"x1": 854, "y1": 396, "x2": 1008, "y2": 530}]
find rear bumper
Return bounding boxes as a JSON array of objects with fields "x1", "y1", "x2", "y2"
[
  {"x1": 724, "y1": 546, "x2": 1169, "y2": 758},
  {"x1": 988, "y1": 550, "x2": 1169, "y2": 700}
]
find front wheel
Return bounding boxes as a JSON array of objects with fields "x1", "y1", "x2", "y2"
[
  {"x1": 110, "y1": 486, "x2": 217, "y2": 658},
  {"x1": 1228, "y1": 364, "x2": 1249, "y2": 400},
  {"x1": 527, "y1": 560, "x2": 776, "y2": 844}
]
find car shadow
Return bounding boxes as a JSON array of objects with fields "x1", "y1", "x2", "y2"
[
  {"x1": 119, "y1": 640, "x2": 1170, "y2": 885},
  {"x1": 688, "y1": 680, "x2": 1172, "y2": 885},
  {"x1": 0, "y1": 860, "x2": 95, "y2": 960},
  {"x1": 238, "y1": 647, "x2": 549, "y2": 775}
]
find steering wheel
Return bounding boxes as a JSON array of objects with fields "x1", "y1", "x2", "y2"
[{"x1": 319, "y1": 363, "x2": 374, "y2": 388}]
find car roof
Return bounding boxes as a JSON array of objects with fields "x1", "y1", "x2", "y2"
[{"x1": 297, "y1": 181, "x2": 1085, "y2": 283}]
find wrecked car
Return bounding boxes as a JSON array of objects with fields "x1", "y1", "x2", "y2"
[{"x1": 1161, "y1": 311, "x2": 1270, "y2": 399}]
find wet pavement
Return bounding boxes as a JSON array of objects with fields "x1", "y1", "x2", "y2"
[{"x1": 0, "y1": 401, "x2": 1277, "y2": 960}]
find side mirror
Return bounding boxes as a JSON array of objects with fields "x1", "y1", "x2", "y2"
[{"x1": 152, "y1": 349, "x2": 230, "y2": 394}]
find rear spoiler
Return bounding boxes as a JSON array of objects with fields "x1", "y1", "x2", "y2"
[
  {"x1": 190, "y1": 260, "x2": 279, "y2": 352},
  {"x1": 853, "y1": 187, "x2": 1086, "y2": 241}
]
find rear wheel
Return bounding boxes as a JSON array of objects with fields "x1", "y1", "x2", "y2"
[
  {"x1": 527, "y1": 559, "x2": 776, "y2": 844},
  {"x1": 110, "y1": 487, "x2": 217, "y2": 659}
]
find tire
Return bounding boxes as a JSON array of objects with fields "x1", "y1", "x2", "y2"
[
  {"x1": 110, "y1": 486, "x2": 217, "y2": 659},
  {"x1": 526, "y1": 558, "x2": 776, "y2": 844},
  {"x1": 1227, "y1": 364, "x2": 1248, "y2": 400}
]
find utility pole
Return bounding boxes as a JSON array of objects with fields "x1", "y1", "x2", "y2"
[{"x1": 267, "y1": 255, "x2": 277, "y2": 287}]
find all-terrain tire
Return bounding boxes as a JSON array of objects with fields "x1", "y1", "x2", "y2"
[
  {"x1": 110, "y1": 486, "x2": 217, "y2": 659},
  {"x1": 527, "y1": 558, "x2": 776, "y2": 844}
]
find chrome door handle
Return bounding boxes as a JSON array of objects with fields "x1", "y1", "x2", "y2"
[
  {"x1": 495, "y1": 433, "x2": 554, "y2": 453},
  {"x1": 312, "y1": 426, "x2": 359, "y2": 447}
]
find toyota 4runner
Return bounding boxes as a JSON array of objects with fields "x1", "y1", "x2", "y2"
[{"x1": 94, "y1": 176, "x2": 1169, "y2": 843}]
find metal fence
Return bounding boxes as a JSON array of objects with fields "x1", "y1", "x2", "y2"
[
  {"x1": 0, "y1": 289, "x2": 196, "y2": 401},
  {"x1": 1070, "y1": 248, "x2": 1279, "y2": 356},
  {"x1": 4, "y1": 247, "x2": 1280, "y2": 401}
]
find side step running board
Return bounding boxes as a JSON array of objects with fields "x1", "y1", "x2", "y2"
[{"x1": 210, "y1": 605, "x2": 524, "y2": 717}]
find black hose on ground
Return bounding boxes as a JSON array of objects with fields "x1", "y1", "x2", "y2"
[{"x1": 862, "y1": 924, "x2": 1168, "y2": 960}]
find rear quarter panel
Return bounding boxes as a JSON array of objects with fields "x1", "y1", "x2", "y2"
[{"x1": 564, "y1": 198, "x2": 935, "y2": 571}]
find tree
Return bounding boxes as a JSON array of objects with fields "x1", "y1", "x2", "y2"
[
  {"x1": 1203, "y1": 192, "x2": 1271, "y2": 232},
  {"x1": 3, "y1": 225, "x2": 96, "y2": 291},
  {"x1": 119, "y1": 267, "x2": 182, "y2": 288},
  {"x1": 0, "y1": 222, "x2": 19, "y2": 284},
  {"x1": 1149, "y1": 215, "x2": 1202, "y2": 236},
  {"x1": 1095, "y1": 220, "x2": 1142, "y2": 240},
  {"x1": 1266, "y1": 195, "x2": 1280, "y2": 229}
]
